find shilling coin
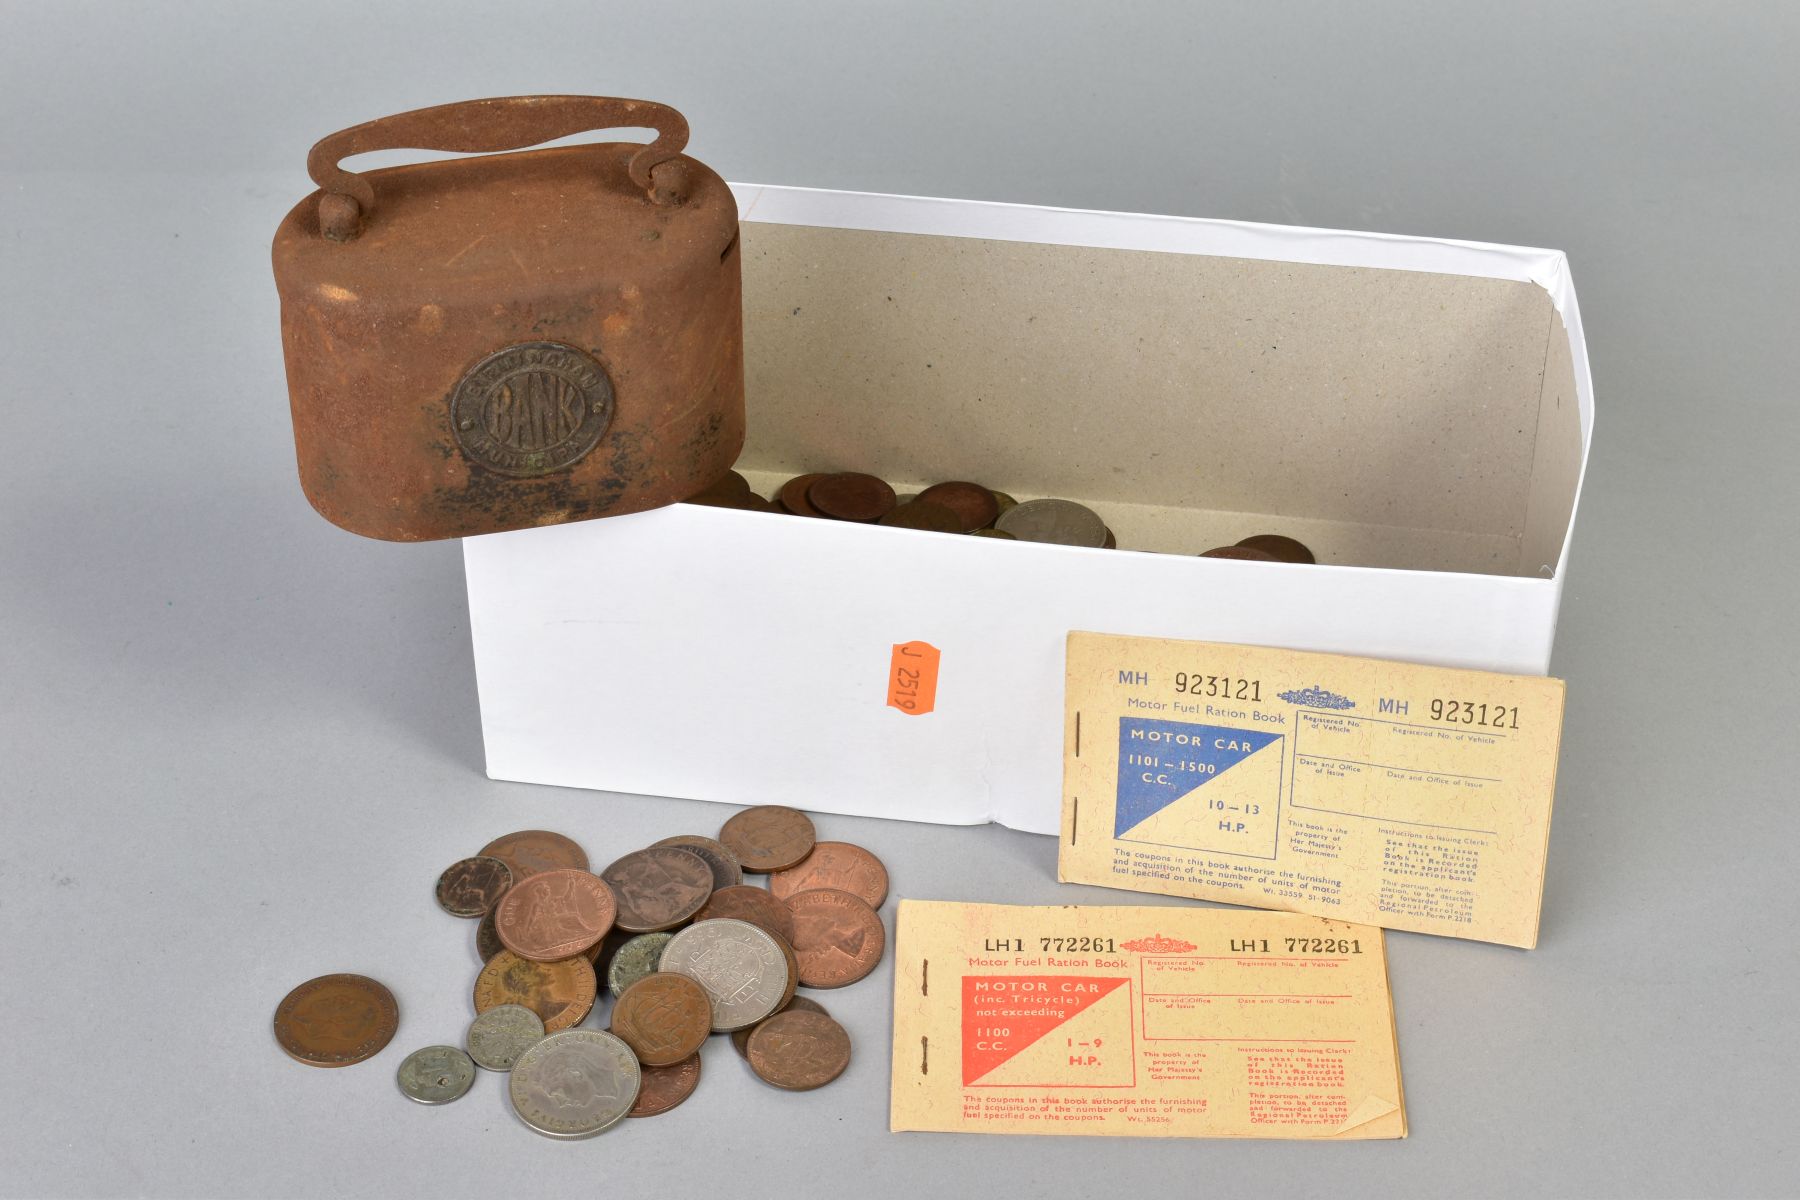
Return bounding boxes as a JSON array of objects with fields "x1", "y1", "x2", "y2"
[
  {"x1": 659, "y1": 918, "x2": 790, "y2": 1032},
  {"x1": 769, "y1": 842, "x2": 890, "y2": 909},
  {"x1": 732, "y1": 995, "x2": 829, "y2": 1058},
  {"x1": 747, "y1": 1010, "x2": 852, "y2": 1091},
  {"x1": 718, "y1": 805, "x2": 816, "y2": 873},
  {"x1": 787, "y1": 888, "x2": 887, "y2": 988},
  {"x1": 1235, "y1": 533, "x2": 1316, "y2": 564},
  {"x1": 611, "y1": 972, "x2": 713, "y2": 1066},
  {"x1": 916, "y1": 481, "x2": 1001, "y2": 532},
  {"x1": 806, "y1": 472, "x2": 897, "y2": 522},
  {"x1": 479, "y1": 830, "x2": 589, "y2": 880},
  {"x1": 396, "y1": 1045, "x2": 477, "y2": 1105},
  {"x1": 474, "y1": 950, "x2": 596, "y2": 1033},
  {"x1": 600, "y1": 847, "x2": 713, "y2": 933},
  {"x1": 495, "y1": 868, "x2": 617, "y2": 961},
  {"x1": 777, "y1": 473, "x2": 828, "y2": 517},
  {"x1": 434, "y1": 855, "x2": 513, "y2": 918},
  {"x1": 695, "y1": 884, "x2": 797, "y2": 944},
  {"x1": 877, "y1": 500, "x2": 964, "y2": 533},
  {"x1": 509, "y1": 1029, "x2": 641, "y2": 1139},
  {"x1": 650, "y1": 835, "x2": 743, "y2": 891},
  {"x1": 994, "y1": 498, "x2": 1109, "y2": 548},
  {"x1": 628, "y1": 1053, "x2": 702, "y2": 1118},
  {"x1": 1200, "y1": 545, "x2": 1277, "y2": 560},
  {"x1": 606, "y1": 932, "x2": 676, "y2": 998},
  {"x1": 466, "y1": 1003, "x2": 546, "y2": 1071},
  {"x1": 273, "y1": 974, "x2": 398, "y2": 1068}
]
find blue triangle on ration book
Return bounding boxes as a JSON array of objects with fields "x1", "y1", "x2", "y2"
[{"x1": 1113, "y1": 718, "x2": 1284, "y2": 838}]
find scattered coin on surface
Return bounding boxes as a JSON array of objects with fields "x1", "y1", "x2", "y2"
[
  {"x1": 479, "y1": 830, "x2": 589, "y2": 879},
  {"x1": 718, "y1": 805, "x2": 816, "y2": 873},
  {"x1": 1235, "y1": 533, "x2": 1315, "y2": 563},
  {"x1": 601, "y1": 848, "x2": 713, "y2": 933},
  {"x1": 768, "y1": 841, "x2": 890, "y2": 909},
  {"x1": 732, "y1": 995, "x2": 829, "y2": 1058},
  {"x1": 777, "y1": 473, "x2": 828, "y2": 517},
  {"x1": 1200, "y1": 545, "x2": 1277, "y2": 560},
  {"x1": 695, "y1": 884, "x2": 797, "y2": 944},
  {"x1": 606, "y1": 932, "x2": 675, "y2": 998},
  {"x1": 509, "y1": 1029, "x2": 641, "y2": 1139},
  {"x1": 746, "y1": 1010, "x2": 852, "y2": 1091},
  {"x1": 786, "y1": 888, "x2": 887, "y2": 988},
  {"x1": 916, "y1": 481, "x2": 1000, "y2": 532},
  {"x1": 495, "y1": 868, "x2": 617, "y2": 961},
  {"x1": 611, "y1": 972, "x2": 713, "y2": 1066},
  {"x1": 628, "y1": 1053, "x2": 702, "y2": 1118},
  {"x1": 273, "y1": 974, "x2": 398, "y2": 1068},
  {"x1": 466, "y1": 1003, "x2": 546, "y2": 1071},
  {"x1": 650, "y1": 835, "x2": 743, "y2": 891},
  {"x1": 877, "y1": 500, "x2": 964, "y2": 533},
  {"x1": 396, "y1": 1045, "x2": 477, "y2": 1105},
  {"x1": 475, "y1": 905, "x2": 505, "y2": 963},
  {"x1": 434, "y1": 855, "x2": 513, "y2": 918},
  {"x1": 994, "y1": 498, "x2": 1109, "y2": 547},
  {"x1": 807, "y1": 472, "x2": 897, "y2": 522},
  {"x1": 473, "y1": 950, "x2": 596, "y2": 1033},
  {"x1": 659, "y1": 918, "x2": 790, "y2": 1032}
]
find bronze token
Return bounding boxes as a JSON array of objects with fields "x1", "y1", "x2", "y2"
[
  {"x1": 628, "y1": 1053, "x2": 702, "y2": 1118},
  {"x1": 777, "y1": 473, "x2": 828, "y2": 517},
  {"x1": 1200, "y1": 545, "x2": 1278, "y2": 561},
  {"x1": 1235, "y1": 533, "x2": 1316, "y2": 564},
  {"x1": 806, "y1": 472, "x2": 897, "y2": 522},
  {"x1": 916, "y1": 481, "x2": 1001, "y2": 532},
  {"x1": 611, "y1": 972, "x2": 713, "y2": 1066},
  {"x1": 601, "y1": 847, "x2": 714, "y2": 933},
  {"x1": 476, "y1": 905, "x2": 506, "y2": 963},
  {"x1": 746, "y1": 1010, "x2": 852, "y2": 1091},
  {"x1": 651, "y1": 835, "x2": 743, "y2": 891},
  {"x1": 434, "y1": 855, "x2": 513, "y2": 918},
  {"x1": 495, "y1": 869, "x2": 617, "y2": 962},
  {"x1": 787, "y1": 888, "x2": 886, "y2": 988},
  {"x1": 878, "y1": 500, "x2": 964, "y2": 533},
  {"x1": 695, "y1": 884, "x2": 797, "y2": 944},
  {"x1": 479, "y1": 830, "x2": 589, "y2": 880},
  {"x1": 273, "y1": 974, "x2": 398, "y2": 1068},
  {"x1": 474, "y1": 950, "x2": 596, "y2": 1033},
  {"x1": 732, "y1": 995, "x2": 828, "y2": 1058},
  {"x1": 718, "y1": 805, "x2": 816, "y2": 873},
  {"x1": 769, "y1": 842, "x2": 890, "y2": 909}
]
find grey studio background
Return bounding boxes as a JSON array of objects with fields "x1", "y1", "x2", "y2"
[{"x1": 2, "y1": 2, "x2": 1796, "y2": 1197}]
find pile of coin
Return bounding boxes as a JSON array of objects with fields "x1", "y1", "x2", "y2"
[
  {"x1": 272, "y1": 806, "x2": 889, "y2": 1140},
  {"x1": 686, "y1": 470, "x2": 1316, "y2": 562}
]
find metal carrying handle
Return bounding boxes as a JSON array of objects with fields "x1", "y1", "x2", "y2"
[{"x1": 307, "y1": 94, "x2": 691, "y2": 241}]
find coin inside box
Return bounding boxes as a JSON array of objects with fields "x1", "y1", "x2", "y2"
[{"x1": 463, "y1": 185, "x2": 1592, "y2": 833}]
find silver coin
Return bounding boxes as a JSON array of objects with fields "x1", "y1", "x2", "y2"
[
  {"x1": 509, "y1": 1029, "x2": 641, "y2": 1139},
  {"x1": 649, "y1": 835, "x2": 744, "y2": 891},
  {"x1": 466, "y1": 1003, "x2": 545, "y2": 1071},
  {"x1": 994, "y1": 498, "x2": 1108, "y2": 547},
  {"x1": 658, "y1": 918, "x2": 789, "y2": 1032},
  {"x1": 396, "y1": 1045, "x2": 477, "y2": 1105},
  {"x1": 606, "y1": 932, "x2": 676, "y2": 998}
]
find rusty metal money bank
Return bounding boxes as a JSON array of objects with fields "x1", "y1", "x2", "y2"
[{"x1": 272, "y1": 95, "x2": 743, "y2": 540}]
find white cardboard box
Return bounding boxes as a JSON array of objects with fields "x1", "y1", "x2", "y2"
[{"x1": 463, "y1": 184, "x2": 1592, "y2": 835}]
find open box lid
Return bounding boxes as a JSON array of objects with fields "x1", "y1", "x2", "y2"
[{"x1": 729, "y1": 184, "x2": 1591, "y2": 580}]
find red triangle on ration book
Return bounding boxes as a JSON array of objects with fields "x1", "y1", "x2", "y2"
[{"x1": 961, "y1": 975, "x2": 1129, "y2": 1085}]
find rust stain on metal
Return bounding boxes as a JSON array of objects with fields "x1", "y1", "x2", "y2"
[{"x1": 272, "y1": 95, "x2": 744, "y2": 541}]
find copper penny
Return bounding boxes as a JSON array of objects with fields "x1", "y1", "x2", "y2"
[
  {"x1": 273, "y1": 974, "x2": 398, "y2": 1068},
  {"x1": 479, "y1": 830, "x2": 589, "y2": 880},
  {"x1": 651, "y1": 835, "x2": 743, "y2": 891},
  {"x1": 771, "y1": 929, "x2": 800, "y2": 1010},
  {"x1": 611, "y1": 972, "x2": 713, "y2": 1066},
  {"x1": 495, "y1": 869, "x2": 617, "y2": 962},
  {"x1": 768, "y1": 842, "x2": 890, "y2": 909},
  {"x1": 476, "y1": 905, "x2": 505, "y2": 963},
  {"x1": 806, "y1": 472, "x2": 896, "y2": 522},
  {"x1": 695, "y1": 884, "x2": 797, "y2": 944},
  {"x1": 787, "y1": 888, "x2": 886, "y2": 988},
  {"x1": 877, "y1": 500, "x2": 963, "y2": 533},
  {"x1": 628, "y1": 1053, "x2": 702, "y2": 1118},
  {"x1": 732, "y1": 995, "x2": 828, "y2": 1058},
  {"x1": 1235, "y1": 533, "x2": 1316, "y2": 564},
  {"x1": 916, "y1": 481, "x2": 1000, "y2": 532},
  {"x1": 718, "y1": 806, "x2": 816, "y2": 873},
  {"x1": 777, "y1": 473, "x2": 827, "y2": 517},
  {"x1": 1200, "y1": 545, "x2": 1277, "y2": 561},
  {"x1": 601, "y1": 847, "x2": 714, "y2": 933},
  {"x1": 682, "y1": 470, "x2": 753, "y2": 507},
  {"x1": 474, "y1": 950, "x2": 596, "y2": 1033},
  {"x1": 434, "y1": 855, "x2": 513, "y2": 918},
  {"x1": 746, "y1": 1010, "x2": 852, "y2": 1091}
]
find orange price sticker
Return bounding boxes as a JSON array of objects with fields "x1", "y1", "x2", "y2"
[{"x1": 887, "y1": 640, "x2": 940, "y2": 716}]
